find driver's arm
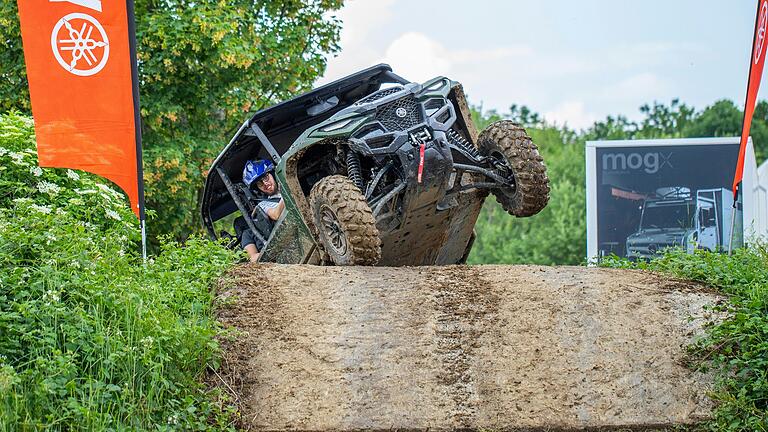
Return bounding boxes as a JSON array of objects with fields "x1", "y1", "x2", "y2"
[{"x1": 266, "y1": 198, "x2": 285, "y2": 221}]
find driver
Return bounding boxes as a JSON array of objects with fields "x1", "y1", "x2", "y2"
[{"x1": 240, "y1": 159, "x2": 286, "y2": 262}]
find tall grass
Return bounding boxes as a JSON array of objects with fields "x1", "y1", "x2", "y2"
[{"x1": 0, "y1": 113, "x2": 239, "y2": 430}]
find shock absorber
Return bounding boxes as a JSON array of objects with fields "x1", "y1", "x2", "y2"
[
  {"x1": 346, "y1": 150, "x2": 364, "y2": 191},
  {"x1": 448, "y1": 128, "x2": 480, "y2": 159}
]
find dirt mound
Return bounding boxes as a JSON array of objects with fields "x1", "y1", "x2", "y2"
[{"x1": 214, "y1": 264, "x2": 718, "y2": 431}]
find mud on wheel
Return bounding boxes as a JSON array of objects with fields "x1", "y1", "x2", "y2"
[
  {"x1": 309, "y1": 175, "x2": 382, "y2": 265},
  {"x1": 478, "y1": 120, "x2": 550, "y2": 217}
]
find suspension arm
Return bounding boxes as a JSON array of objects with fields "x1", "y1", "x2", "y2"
[{"x1": 453, "y1": 163, "x2": 510, "y2": 185}]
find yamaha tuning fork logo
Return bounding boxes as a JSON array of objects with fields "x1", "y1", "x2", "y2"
[
  {"x1": 49, "y1": 0, "x2": 109, "y2": 76},
  {"x1": 756, "y1": 1, "x2": 768, "y2": 64},
  {"x1": 51, "y1": 13, "x2": 109, "y2": 76}
]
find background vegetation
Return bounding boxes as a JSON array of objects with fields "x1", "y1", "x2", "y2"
[
  {"x1": 0, "y1": 113, "x2": 239, "y2": 430},
  {"x1": 468, "y1": 99, "x2": 768, "y2": 265}
]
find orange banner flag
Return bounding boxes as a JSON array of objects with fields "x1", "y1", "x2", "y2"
[
  {"x1": 734, "y1": 0, "x2": 768, "y2": 199},
  {"x1": 17, "y1": 0, "x2": 143, "y2": 218}
]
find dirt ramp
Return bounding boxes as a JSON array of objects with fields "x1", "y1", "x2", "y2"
[{"x1": 215, "y1": 265, "x2": 717, "y2": 431}]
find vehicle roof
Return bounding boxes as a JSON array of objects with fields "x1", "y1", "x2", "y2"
[{"x1": 201, "y1": 64, "x2": 407, "y2": 236}]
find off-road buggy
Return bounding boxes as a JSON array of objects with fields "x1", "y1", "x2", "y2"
[{"x1": 201, "y1": 64, "x2": 549, "y2": 265}]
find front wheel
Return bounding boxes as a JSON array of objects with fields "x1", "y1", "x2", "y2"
[
  {"x1": 309, "y1": 175, "x2": 381, "y2": 265},
  {"x1": 478, "y1": 120, "x2": 550, "y2": 217}
]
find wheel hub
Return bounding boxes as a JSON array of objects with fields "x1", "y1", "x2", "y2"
[
  {"x1": 320, "y1": 206, "x2": 348, "y2": 255},
  {"x1": 490, "y1": 151, "x2": 517, "y2": 194}
]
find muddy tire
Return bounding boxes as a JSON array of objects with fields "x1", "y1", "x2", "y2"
[
  {"x1": 309, "y1": 175, "x2": 381, "y2": 265},
  {"x1": 478, "y1": 120, "x2": 550, "y2": 217}
]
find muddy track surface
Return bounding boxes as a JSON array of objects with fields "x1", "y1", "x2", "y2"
[{"x1": 214, "y1": 265, "x2": 718, "y2": 431}]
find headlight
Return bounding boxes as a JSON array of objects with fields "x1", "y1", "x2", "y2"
[{"x1": 423, "y1": 98, "x2": 446, "y2": 117}]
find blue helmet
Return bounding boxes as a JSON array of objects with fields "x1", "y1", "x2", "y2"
[{"x1": 243, "y1": 159, "x2": 274, "y2": 186}]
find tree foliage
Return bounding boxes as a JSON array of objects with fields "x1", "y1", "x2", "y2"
[
  {"x1": 469, "y1": 99, "x2": 768, "y2": 265},
  {"x1": 0, "y1": 0, "x2": 343, "y2": 245},
  {"x1": 585, "y1": 98, "x2": 768, "y2": 161}
]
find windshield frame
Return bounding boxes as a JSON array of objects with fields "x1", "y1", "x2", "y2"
[{"x1": 639, "y1": 200, "x2": 695, "y2": 230}]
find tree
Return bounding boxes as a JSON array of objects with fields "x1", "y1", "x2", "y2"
[
  {"x1": 1, "y1": 0, "x2": 343, "y2": 243},
  {"x1": 0, "y1": 3, "x2": 28, "y2": 113},
  {"x1": 682, "y1": 99, "x2": 741, "y2": 139},
  {"x1": 508, "y1": 104, "x2": 542, "y2": 127},
  {"x1": 584, "y1": 115, "x2": 638, "y2": 141},
  {"x1": 637, "y1": 98, "x2": 695, "y2": 138}
]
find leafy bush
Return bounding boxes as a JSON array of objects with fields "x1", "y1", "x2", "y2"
[
  {"x1": 0, "y1": 112, "x2": 239, "y2": 431},
  {"x1": 602, "y1": 248, "x2": 768, "y2": 431}
]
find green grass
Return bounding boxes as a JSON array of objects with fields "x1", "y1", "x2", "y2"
[
  {"x1": 0, "y1": 112, "x2": 239, "y2": 430},
  {"x1": 602, "y1": 248, "x2": 768, "y2": 431}
]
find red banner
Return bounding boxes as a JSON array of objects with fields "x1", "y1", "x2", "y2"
[
  {"x1": 17, "y1": 0, "x2": 143, "y2": 218},
  {"x1": 734, "y1": 0, "x2": 768, "y2": 198}
]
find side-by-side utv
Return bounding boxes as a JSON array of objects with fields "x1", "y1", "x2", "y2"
[{"x1": 201, "y1": 64, "x2": 549, "y2": 266}]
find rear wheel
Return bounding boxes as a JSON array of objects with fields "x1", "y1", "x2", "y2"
[
  {"x1": 309, "y1": 175, "x2": 381, "y2": 265},
  {"x1": 478, "y1": 120, "x2": 550, "y2": 217}
]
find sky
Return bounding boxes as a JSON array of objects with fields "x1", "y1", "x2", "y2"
[{"x1": 318, "y1": 0, "x2": 762, "y2": 130}]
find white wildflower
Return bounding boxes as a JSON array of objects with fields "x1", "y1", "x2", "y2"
[
  {"x1": 37, "y1": 181, "x2": 61, "y2": 195},
  {"x1": 66, "y1": 169, "x2": 80, "y2": 181},
  {"x1": 97, "y1": 183, "x2": 120, "y2": 198},
  {"x1": 0, "y1": 147, "x2": 8, "y2": 156},
  {"x1": 105, "y1": 209, "x2": 122, "y2": 221},
  {"x1": 167, "y1": 414, "x2": 179, "y2": 425},
  {"x1": 43, "y1": 289, "x2": 60, "y2": 304},
  {"x1": 55, "y1": 208, "x2": 66, "y2": 216},
  {"x1": 71, "y1": 261, "x2": 81, "y2": 269},
  {"x1": 9, "y1": 152, "x2": 26, "y2": 165},
  {"x1": 74, "y1": 189, "x2": 97, "y2": 195},
  {"x1": 30, "y1": 204, "x2": 52, "y2": 214},
  {"x1": 29, "y1": 166, "x2": 42, "y2": 177},
  {"x1": 12, "y1": 197, "x2": 32, "y2": 204},
  {"x1": 117, "y1": 249, "x2": 126, "y2": 257}
]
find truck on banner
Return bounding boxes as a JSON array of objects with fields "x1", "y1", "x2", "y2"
[
  {"x1": 16, "y1": 0, "x2": 144, "y2": 220},
  {"x1": 586, "y1": 138, "x2": 758, "y2": 262}
]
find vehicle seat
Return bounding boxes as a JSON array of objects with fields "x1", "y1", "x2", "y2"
[{"x1": 232, "y1": 182, "x2": 277, "y2": 249}]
